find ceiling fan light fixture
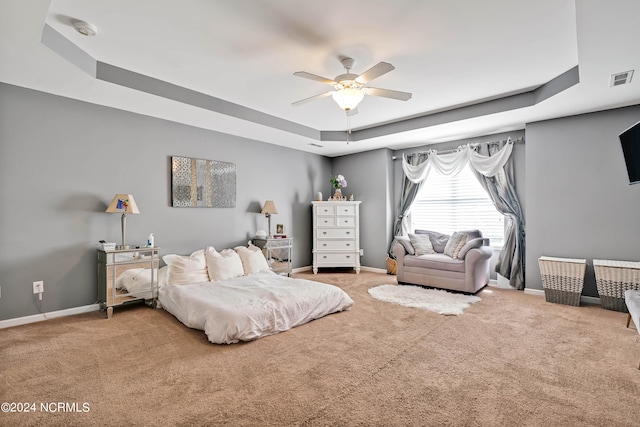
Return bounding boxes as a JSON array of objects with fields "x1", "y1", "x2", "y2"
[{"x1": 332, "y1": 88, "x2": 364, "y2": 111}]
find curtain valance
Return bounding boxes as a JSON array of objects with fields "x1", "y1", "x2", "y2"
[{"x1": 401, "y1": 139, "x2": 514, "y2": 183}]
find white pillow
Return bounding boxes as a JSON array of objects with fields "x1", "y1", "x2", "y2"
[
  {"x1": 205, "y1": 247, "x2": 244, "y2": 281},
  {"x1": 234, "y1": 244, "x2": 270, "y2": 275},
  {"x1": 162, "y1": 249, "x2": 210, "y2": 285}
]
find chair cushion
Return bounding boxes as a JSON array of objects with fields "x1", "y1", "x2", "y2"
[{"x1": 404, "y1": 253, "x2": 466, "y2": 273}]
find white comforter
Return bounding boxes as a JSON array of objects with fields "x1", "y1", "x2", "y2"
[{"x1": 158, "y1": 271, "x2": 354, "y2": 344}]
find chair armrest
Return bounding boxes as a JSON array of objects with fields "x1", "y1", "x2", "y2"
[
  {"x1": 393, "y1": 243, "x2": 407, "y2": 260},
  {"x1": 465, "y1": 245, "x2": 493, "y2": 265}
]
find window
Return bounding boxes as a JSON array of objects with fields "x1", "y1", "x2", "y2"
[{"x1": 410, "y1": 164, "x2": 504, "y2": 247}]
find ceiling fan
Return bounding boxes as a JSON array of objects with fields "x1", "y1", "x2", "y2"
[{"x1": 292, "y1": 56, "x2": 412, "y2": 115}]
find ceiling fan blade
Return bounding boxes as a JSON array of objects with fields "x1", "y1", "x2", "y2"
[
  {"x1": 355, "y1": 62, "x2": 395, "y2": 84},
  {"x1": 293, "y1": 71, "x2": 336, "y2": 85},
  {"x1": 291, "y1": 91, "x2": 334, "y2": 106},
  {"x1": 364, "y1": 87, "x2": 412, "y2": 101}
]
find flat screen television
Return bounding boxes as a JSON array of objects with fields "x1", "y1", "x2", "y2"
[{"x1": 620, "y1": 120, "x2": 640, "y2": 185}]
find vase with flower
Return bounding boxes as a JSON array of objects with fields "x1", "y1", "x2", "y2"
[{"x1": 330, "y1": 174, "x2": 348, "y2": 201}]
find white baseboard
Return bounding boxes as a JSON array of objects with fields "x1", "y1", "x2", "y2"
[
  {"x1": 0, "y1": 304, "x2": 101, "y2": 330},
  {"x1": 524, "y1": 288, "x2": 601, "y2": 305},
  {"x1": 360, "y1": 266, "x2": 388, "y2": 274}
]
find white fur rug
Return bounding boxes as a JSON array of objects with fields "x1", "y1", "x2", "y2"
[{"x1": 368, "y1": 284, "x2": 481, "y2": 316}]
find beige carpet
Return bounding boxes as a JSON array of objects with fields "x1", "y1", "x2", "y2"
[{"x1": 1, "y1": 270, "x2": 639, "y2": 426}]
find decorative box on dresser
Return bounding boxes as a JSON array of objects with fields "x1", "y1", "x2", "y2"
[{"x1": 312, "y1": 201, "x2": 361, "y2": 274}]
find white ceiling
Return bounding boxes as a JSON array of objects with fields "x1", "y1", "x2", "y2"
[{"x1": 1, "y1": 0, "x2": 639, "y2": 156}]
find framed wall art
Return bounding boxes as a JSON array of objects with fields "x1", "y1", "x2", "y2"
[{"x1": 171, "y1": 156, "x2": 236, "y2": 208}]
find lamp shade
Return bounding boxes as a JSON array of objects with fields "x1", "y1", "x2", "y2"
[
  {"x1": 332, "y1": 88, "x2": 364, "y2": 111},
  {"x1": 261, "y1": 200, "x2": 278, "y2": 215},
  {"x1": 106, "y1": 194, "x2": 140, "y2": 214}
]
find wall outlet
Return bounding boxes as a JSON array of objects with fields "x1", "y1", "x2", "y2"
[{"x1": 33, "y1": 280, "x2": 44, "y2": 294}]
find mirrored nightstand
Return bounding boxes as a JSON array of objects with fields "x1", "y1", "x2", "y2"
[{"x1": 252, "y1": 237, "x2": 293, "y2": 276}]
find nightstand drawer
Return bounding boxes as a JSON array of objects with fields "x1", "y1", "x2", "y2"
[
  {"x1": 316, "y1": 240, "x2": 356, "y2": 250},
  {"x1": 317, "y1": 228, "x2": 355, "y2": 239}
]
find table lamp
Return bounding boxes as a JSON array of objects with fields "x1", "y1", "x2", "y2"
[
  {"x1": 261, "y1": 200, "x2": 278, "y2": 237},
  {"x1": 106, "y1": 194, "x2": 140, "y2": 249}
]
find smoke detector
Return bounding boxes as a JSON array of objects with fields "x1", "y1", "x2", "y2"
[{"x1": 73, "y1": 20, "x2": 98, "y2": 37}]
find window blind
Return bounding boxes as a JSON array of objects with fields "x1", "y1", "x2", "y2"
[{"x1": 410, "y1": 164, "x2": 504, "y2": 247}]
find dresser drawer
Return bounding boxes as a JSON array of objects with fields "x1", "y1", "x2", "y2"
[
  {"x1": 316, "y1": 252, "x2": 358, "y2": 264},
  {"x1": 336, "y1": 205, "x2": 355, "y2": 215},
  {"x1": 317, "y1": 228, "x2": 355, "y2": 239},
  {"x1": 335, "y1": 217, "x2": 355, "y2": 227},
  {"x1": 316, "y1": 240, "x2": 356, "y2": 251},
  {"x1": 315, "y1": 216, "x2": 336, "y2": 227},
  {"x1": 315, "y1": 205, "x2": 335, "y2": 216}
]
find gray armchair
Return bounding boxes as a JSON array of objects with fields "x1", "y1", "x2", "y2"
[{"x1": 393, "y1": 229, "x2": 493, "y2": 294}]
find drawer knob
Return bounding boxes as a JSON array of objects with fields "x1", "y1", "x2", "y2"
[
  {"x1": 346, "y1": 255, "x2": 350, "y2": 259},
  {"x1": 346, "y1": 231, "x2": 350, "y2": 235},
  {"x1": 346, "y1": 243, "x2": 350, "y2": 247},
  {"x1": 323, "y1": 256, "x2": 327, "y2": 259},
  {"x1": 322, "y1": 243, "x2": 327, "y2": 247},
  {"x1": 322, "y1": 231, "x2": 327, "y2": 235}
]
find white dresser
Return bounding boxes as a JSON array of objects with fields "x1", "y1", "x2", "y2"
[{"x1": 312, "y1": 201, "x2": 361, "y2": 274}]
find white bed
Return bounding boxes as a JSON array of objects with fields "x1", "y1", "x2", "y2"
[{"x1": 158, "y1": 270, "x2": 354, "y2": 344}]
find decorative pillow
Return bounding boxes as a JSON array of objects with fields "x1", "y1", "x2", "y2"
[
  {"x1": 234, "y1": 244, "x2": 270, "y2": 275},
  {"x1": 415, "y1": 230, "x2": 449, "y2": 253},
  {"x1": 457, "y1": 237, "x2": 486, "y2": 259},
  {"x1": 408, "y1": 233, "x2": 435, "y2": 256},
  {"x1": 205, "y1": 247, "x2": 244, "y2": 281},
  {"x1": 443, "y1": 232, "x2": 468, "y2": 259},
  {"x1": 163, "y1": 250, "x2": 210, "y2": 285},
  {"x1": 394, "y1": 236, "x2": 415, "y2": 255}
]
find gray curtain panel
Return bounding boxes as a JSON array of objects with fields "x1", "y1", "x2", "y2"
[
  {"x1": 388, "y1": 152, "x2": 429, "y2": 258},
  {"x1": 472, "y1": 141, "x2": 525, "y2": 290}
]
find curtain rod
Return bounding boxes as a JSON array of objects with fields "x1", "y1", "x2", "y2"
[{"x1": 394, "y1": 137, "x2": 524, "y2": 159}]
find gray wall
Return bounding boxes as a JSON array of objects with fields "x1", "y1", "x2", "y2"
[
  {"x1": 525, "y1": 105, "x2": 640, "y2": 296},
  {"x1": 0, "y1": 83, "x2": 331, "y2": 321},
  {"x1": 331, "y1": 148, "x2": 395, "y2": 269}
]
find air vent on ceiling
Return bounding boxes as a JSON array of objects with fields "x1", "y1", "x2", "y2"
[
  {"x1": 610, "y1": 70, "x2": 634, "y2": 87},
  {"x1": 308, "y1": 143, "x2": 324, "y2": 148}
]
